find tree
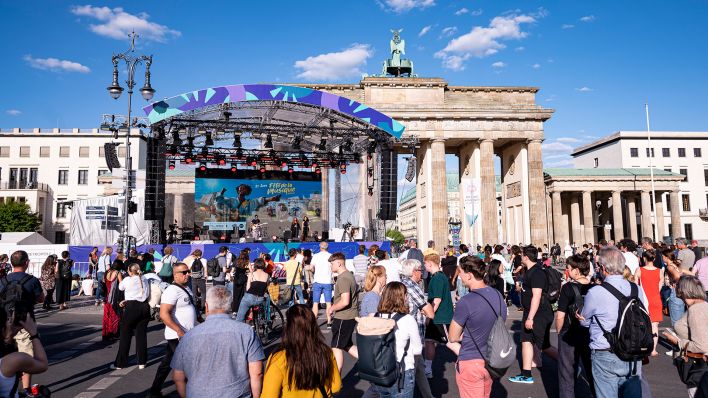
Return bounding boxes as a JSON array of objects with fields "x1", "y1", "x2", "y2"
[
  {"x1": 386, "y1": 229, "x2": 405, "y2": 246},
  {"x1": 0, "y1": 200, "x2": 41, "y2": 232}
]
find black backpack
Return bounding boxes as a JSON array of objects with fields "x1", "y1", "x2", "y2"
[
  {"x1": 58, "y1": 259, "x2": 73, "y2": 279},
  {"x1": 543, "y1": 266, "x2": 563, "y2": 304},
  {"x1": 191, "y1": 258, "x2": 204, "y2": 278},
  {"x1": 356, "y1": 313, "x2": 409, "y2": 388},
  {"x1": 207, "y1": 257, "x2": 221, "y2": 277},
  {"x1": 0, "y1": 275, "x2": 33, "y2": 323},
  {"x1": 593, "y1": 282, "x2": 653, "y2": 366},
  {"x1": 566, "y1": 283, "x2": 586, "y2": 323}
]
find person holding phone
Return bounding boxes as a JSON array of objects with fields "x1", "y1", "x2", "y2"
[{"x1": 0, "y1": 311, "x2": 48, "y2": 397}]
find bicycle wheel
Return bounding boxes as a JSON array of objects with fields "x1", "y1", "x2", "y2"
[
  {"x1": 253, "y1": 306, "x2": 267, "y2": 341},
  {"x1": 267, "y1": 299, "x2": 285, "y2": 336}
]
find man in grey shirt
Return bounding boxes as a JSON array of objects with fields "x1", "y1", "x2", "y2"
[
  {"x1": 677, "y1": 237, "x2": 696, "y2": 271},
  {"x1": 172, "y1": 286, "x2": 264, "y2": 397},
  {"x1": 212, "y1": 246, "x2": 228, "y2": 286}
]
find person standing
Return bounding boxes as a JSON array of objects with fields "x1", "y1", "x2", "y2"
[
  {"x1": 171, "y1": 286, "x2": 265, "y2": 398},
  {"x1": 359, "y1": 265, "x2": 386, "y2": 317},
  {"x1": 639, "y1": 249, "x2": 664, "y2": 356},
  {"x1": 509, "y1": 246, "x2": 557, "y2": 384},
  {"x1": 148, "y1": 262, "x2": 198, "y2": 398},
  {"x1": 262, "y1": 305, "x2": 341, "y2": 397},
  {"x1": 55, "y1": 251, "x2": 73, "y2": 310},
  {"x1": 88, "y1": 247, "x2": 99, "y2": 279},
  {"x1": 283, "y1": 249, "x2": 305, "y2": 306},
  {"x1": 448, "y1": 255, "x2": 507, "y2": 398},
  {"x1": 665, "y1": 249, "x2": 689, "y2": 325},
  {"x1": 112, "y1": 263, "x2": 151, "y2": 370},
  {"x1": 40, "y1": 255, "x2": 57, "y2": 310},
  {"x1": 231, "y1": 251, "x2": 250, "y2": 315},
  {"x1": 158, "y1": 246, "x2": 177, "y2": 284},
  {"x1": 327, "y1": 252, "x2": 359, "y2": 372},
  {"x1": 307, "y1": 242, "x2": 333, "y2": 327},
  {"x1": 96, "y1": 247, "x2": 113, "y2": 306},
  {"x1": 212, "y1": 246, "x2": 228, "y2": 286},
  {"x1": 102, "y1": 263, "x2": 121, "y2": 341},
  {"x1": 423, "y1": 253, "x2": 453, "y2": 379},
  {"x1": 184, "y1": 249, "x2": 207, "y2": 311},
  {"x1": 290, "y1": 217, "x2": 301, "y2": 241},
  {"x1": 301, "y1": 215, "x2": 310, "y2": 241},
  {"x1": 352, "y1": 244, "x2": 369, "y2": 288},
  {"x1": 677, "y1": 237, "x2": 697, "y2": 271},
  {"x1": 691, "y1": 253, "x2": 708, "y2": 296}
]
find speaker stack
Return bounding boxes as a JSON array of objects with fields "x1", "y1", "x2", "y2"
[
  {"x1": 145, "y1": 137, "x2": 166, "y2": 222},
  {"x1": 378, "y1": 148, "x2": 398, "y2": 220}
]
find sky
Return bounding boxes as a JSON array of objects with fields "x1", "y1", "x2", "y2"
[{"x1": 1, "y1": 0, "x2": 708, "y2": 215}]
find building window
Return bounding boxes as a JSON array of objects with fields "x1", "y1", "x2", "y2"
[
  {"x1": 678, "y1": 148, "x2": 686, "y2": 157},
  {"x1": 0, "y1": 147, "x2": 9, "y2": 157},
  {"x1": 680, "y1": 168, "x2": 688, "y2": 181},
  {"x1": 78, "y1": 170, "x2": 88, "y2": 185},
  {"x1": 646, "y1": 148, "x2": 655, "y2": 157},
  {"x1": 99, "y1": 146, "x2": 105, "y2": 157},
  {"x1": 79, "y1": 147, "x2": 90, "y2": 157},
  {"x1": 682, "y1": 194, "x2": 691, "y2": 212},
  {"x1": 662, "y1": 148, "x2": 670, "y2": 157},
  {"x1": 56, "y1": 199, "x2": 68, "y2": 218},
  {"x1": 40, "y1": 146, "x2": 50, "y2": 157},
  {"x1": 665, "y1": 168, "x2": 672, "y2": 173},
  {"x1": 630, "y1": 148, "x2": 639, "y2": 157},
  {"x1": 594, "y1": 158, "x2": 599, "y2": 168},
  {"x1": 19, "y1": 147, "x2": 30, "y2": 157},
  {"x1": 54, "y1": 231, "x2": 66, "y2": 244},
  {"x1": 705, "y1": 169, "x2": 708, "y2": 186},
  {"x1": 685, "y1": 224, "x2": 694, "y2": 241},
  {"x1": 59, "y1": 146, "x2": 70, "y2": 157},
  {"x1": 695, "y1": 148, "x2": 702, "y2": 157},
  {"x1": 58, "y1": 170, "x2": 68, "y2": 185},
  {"x1": 17, "y1": 197, "x2": 26, "y2": 203}
]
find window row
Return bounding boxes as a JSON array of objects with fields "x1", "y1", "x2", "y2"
[
  {"x1": 0, "y1": 167, "x2": 108, "y2": 187},
  {"x1": 630, "y1": 147, "x2": 702, "y2": 158},
  {"x1": 57, "y1": 169, "x2": 109, "y2": 185},
  {"x1": 0, "y1": 145, "x2": 126, "y2": 158}
]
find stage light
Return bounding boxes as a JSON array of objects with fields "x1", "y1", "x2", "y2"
[
  {"x1": 248, "y1": 157, "x2": 257, "y2": 167},
  {"x1": 199, "y1": 162, "x2": 207, "y2": 171},
  {"x1": 233, "y1": 134, "x2": 242, "y2": 148},
  {"x1": 172, "y1": 131, "x2": 182, "y2": 146},
  {"x1": 259, "y1": 165, "x2": 266, "y2": 173},
  {"x1": 339, "y1": 163, "x2": 347, "y2": 174},
  {"x1": 281, "y1": 159, "x2": 288, "y2": 168},
  {"x1": 314, "y1": 167, "x2": 321, "y2": 174},
  {"x1": 168, "y1": 161, "x2": 175, "y2": 170},
  {"x1": 216, "y1": 155, "x2": 226, "y2": 166},
  {"x1": 230, "y1": 163, "x2": 237, "y2": 172},
  {"x1": 264, "y1": 134, "x2": 273, "y2": 149},
  {"x1": 318, "y1": 138, "x2": 327, "y2": 151},
  {"x1": 185, "y1": 152, "x2": 194, "y2": 164},
  {"x1": 205, "y1": 133, "x2": 214, "y2": 146},
  {"x1": 288, "y1": 166, "x2": 294, "y2": 173},
  {"x1": 312, "y1": 161, "x2": 318, "y2": 169}
]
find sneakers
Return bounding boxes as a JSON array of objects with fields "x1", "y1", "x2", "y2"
[
  {"x1": 138, "y1": 365, "x2": 145, "y2": 370},
  {"x1": 109, "y1": 364, "x2": 122, "y2": 370},
  {"x1": 508, "y1": 374, "x2": 534, "y2": 384}
]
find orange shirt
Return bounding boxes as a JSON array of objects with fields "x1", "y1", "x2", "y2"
[{"x1": 262, "y1": 350, "x2": 341, "y2": 398}]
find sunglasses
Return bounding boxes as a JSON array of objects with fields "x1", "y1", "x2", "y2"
[{"x1": 176, "y1": 270, "x2": 191, "y2": 275}]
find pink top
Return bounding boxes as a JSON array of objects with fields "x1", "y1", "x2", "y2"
[{"x1": 692, "y1": 257, "x2": 708, "y2": 291}]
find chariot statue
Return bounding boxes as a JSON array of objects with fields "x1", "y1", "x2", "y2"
[{"x1": 381, "y1": 29, "x2": 416, "y2": 77}]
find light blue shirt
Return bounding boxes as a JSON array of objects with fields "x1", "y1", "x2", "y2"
[{"x1": 580, "y1": 275, "x2": 648, "y2": 350}]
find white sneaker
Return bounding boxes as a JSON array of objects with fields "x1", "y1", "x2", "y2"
[
  {"x1": 666, "y1": 350, "x2": 674, "y2": 356},
  {"x1": 109, "y1": 364, "x2": 122, "y2": 370},
  {"x1": 138, "y1": 365, "x2": 145, "y2": 370}
]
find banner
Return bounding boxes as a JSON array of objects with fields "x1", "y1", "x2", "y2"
[
  {"x1": 69, "y1": 194, "x2": 152, "y2": 246},
  {"x1": 460, "y1": 177, "x2": 481, "y2": 227}
]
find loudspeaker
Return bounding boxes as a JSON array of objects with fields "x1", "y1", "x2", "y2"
[
  {"x1": 321, "y1": 231, "x2": 329, "y2": 241},
  {"x1": 145, "y1": 137, "x2": 166, "y2": 221},
  {"x1": 283, "y1": 230, "x2": 292, "y2": 242},
  {"x1": 104, "y1": 143, "x2": 122, "y2": 171},
  {"x1": 378, "y1": 148, "x2": 398, "y2": 220}
]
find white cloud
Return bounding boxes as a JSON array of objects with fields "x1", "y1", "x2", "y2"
[
  {"x1": 441, "y1": 55, "x2": 465, "y2": 71},
  {"x1": 455, "y1": 7, "x2": 469, "y2": 15},
  {"x1": 491, "y1": 61, "x2": 506, "y2": 68},
  {"x1": 556, "y1": 137, "x2": 581, "y2": 143},
  {"x1": 435, "y1": 13, "x2": 538, "y2": 70},
  {"x1": 470, "y1": 8, "x2": 483, "y2": 16},
  {"x1": 531, "y1": 63, "x2": 541, "y2": 69},
  {"x1": 418, "y1": 25, "x2": 432, "y2": 37},
  {"x1": 70, "y1": 5, "x2": 180, "y2": 42},
  {"x1": 381, "y1": 0, "x2": 435, "y2": 13},
  {"x1": 515, "y1": 46, "x2": 525, "y2": 51},
  {"x1": 23, "y1": 55, "x2": 90, "y2": 73},
  {"x1": 545, "y1": 158, "x2": 575, "y2": 167},
  {"x1": 562, "y1": 24, "x2": 575, "y2": 29},
  {"x1": 580, "y1": 15, "x2": 595, "y2": 22},
  {"x1": 294, "y1": 44, "x2": 373, "y2": 81},
  {"x1": 440, "y1": 26, "x2": 458, "y2": 37},
  {"x1": 6, "y1": 109, "x2": 22, "y2": 116},
  {"x1": 576, "y1": 86, "x2": 594, "y2": 92},
  {"x1": 542, "y1": 142, "x2": 574, "y2": 152}
]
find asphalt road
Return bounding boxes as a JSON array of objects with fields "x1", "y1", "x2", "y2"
[{"x1": 32, "y1": 295, "x2": 686, "y2": 398}]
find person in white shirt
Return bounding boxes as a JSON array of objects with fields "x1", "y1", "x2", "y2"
[
  {"x1": 306, "y1": 242, "x2": 333, "y2": 326},
  {"x1": 149, "y1": 262, "x2": 198, "y2": 397},
  {"x1": 112, "y1": 263, "x2": 151, "y2": 370},
  {"x1": 618, "y1": 239, "x2": 641, "y2": 278},
  {"x1": 96, "y1": 247, "x2": 113, "y2": 305}
]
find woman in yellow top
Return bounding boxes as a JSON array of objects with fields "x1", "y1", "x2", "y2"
[{"x1": 263, "y1": 304, "x2": 342, "y2": 397}]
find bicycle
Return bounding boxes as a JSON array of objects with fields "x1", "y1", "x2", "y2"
[{"x1": 250, "y1": 295, "x2": 285, "y2": 344}]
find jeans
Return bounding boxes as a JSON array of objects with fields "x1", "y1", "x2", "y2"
[
  {"x1": 591, "y1": 350, "x2": 642, "y2": 398},
  {"x1": 669, "y1": 287, "x2": 686, "y2": 326},
  {"x1": 373, "y1": 369, "x2": 415, "y2": 398},
  {"x1": 455, "y1": 359, "x2": 493, "y2": 398},
  {"x1": 95, "y1": 272, "x2": 105, "y2": 301},
  {"x1": 288, "y1": 285, "x2": 305, "y2": 306},
  {"x1": 235, "y1": 292, "x2": 264, "y2": 322}
]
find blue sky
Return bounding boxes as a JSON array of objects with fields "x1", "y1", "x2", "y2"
[{"x1": 1, "y1": 0, "x2": 707, "y2": 174}]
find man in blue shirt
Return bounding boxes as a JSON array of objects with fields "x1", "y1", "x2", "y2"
[{"x1": 580, "y1": 247, "x2": 648, "y2": 398}]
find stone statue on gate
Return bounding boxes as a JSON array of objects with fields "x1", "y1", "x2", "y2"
[{"x1": 381, "y1": 29, "x2": 416, "y2": 77}]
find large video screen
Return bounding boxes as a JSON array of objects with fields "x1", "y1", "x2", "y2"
[{"x1": 195, "y1": 169, "x2": 322, "y2": 241}]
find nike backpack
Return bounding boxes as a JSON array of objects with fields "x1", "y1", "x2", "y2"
[{"x1": 469, "y1": 290, "x2": 516, "y2": 379}]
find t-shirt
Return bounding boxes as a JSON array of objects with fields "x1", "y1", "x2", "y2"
[
  {"x1": 212, "y1": 256, "x2": 227, "y2": 282},
  {"x1": 556, "y1": 281, "x2": 592, "y2": 341},
  {"x1": 521, "y1": 265, "x2": 552, "y2": 318},
  {"x1": 312, "y1": 251, "x2": 332, "y2": 284},
  {"x1": 453, "y1": 287, "x2": 506, "y2": 361},
  {"x1": 160, "y1": 284, "x2": 197, "y2": 340},
  {"x1": 262, "y1": 350, "x2": 342, "y2": 398},
  {"x1": 333, "y1": 271, "x2": 358, "y2": 320},
  {"x1": 359, "y1": 291, "x2": 380, "y2": 317},
  {"x1": 283, "y1": 259, "x2": 301, "y2": 285},
  {"x1": 353, "y1": 254, "x2": 369, "y2": 278},
  {"x1": 97, "y1": 254, "x2": 111, "y2": 273},
  {"x1": 427, "y1": 271, "x2": 453, "y2": 324},
  {"x1": 0, "y1": 272, "x2": 43, "y2": 318},
  {"x1": 678, "y1": 248, "x2": 696, "y2": 271}
]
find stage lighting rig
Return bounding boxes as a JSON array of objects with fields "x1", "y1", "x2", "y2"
[
  {"x1": 198, "y1": 162, "x2": 206, "y2": 171},
  {"x1": 168, "y1": 160, "x2": 176, "y2": 170},
  {"x1": 233, "y1": 134, "x2": 242, "y2": 148},
  {"x1": 230, "y1": 163, "x2": 237, "y2": 172},
  {"x1": 205, "y1": 132, "x2": 214, "y2": 146},
  {"x1": 264, "y1": 134, "x2": 273, "y2": 149}
]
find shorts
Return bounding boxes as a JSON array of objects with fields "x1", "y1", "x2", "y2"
[
  {"x1": 312, "y1": 283, "x2": 333, "y2": 303},
  {"x1": 331, "y1": 318, "x2": 357, "y2": 350},
  {"x1": 425, "y1": 322, "x2": 449, "y2": 344},
  {"x1": 521, "y1": 313, "x2": 552, "y2": 350},
  {"x1": 14, "y1": 328, "x2": 33, "y2": 356}
]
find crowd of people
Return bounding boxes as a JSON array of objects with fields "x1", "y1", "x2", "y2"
[{"x1": 3, "y1": 234, "x2": 708, "y2": 397}]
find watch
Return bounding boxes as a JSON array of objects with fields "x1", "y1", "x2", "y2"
[{"x1": 29, "y1": 333, "x2": 40, "y2": 341}]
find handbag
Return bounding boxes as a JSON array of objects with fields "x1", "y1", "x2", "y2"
[{"x1": 673, "y1": 311, "x2": 708, "y2": 387}]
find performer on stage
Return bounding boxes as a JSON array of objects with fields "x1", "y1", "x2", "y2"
[
  {"x1": 290, "y1": 218, "x2": 301, "y2": 240},
  {"x1": 301, "y1": 215, "x2": 310, "y2": 242}
]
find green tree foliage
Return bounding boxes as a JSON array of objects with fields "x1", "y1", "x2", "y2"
[
  {"x1": 386, "y1": 229, "x2": 405, "y2": 246},
  {"x1": 0, "y1": 200, "x2": 41, "y2": 232}
]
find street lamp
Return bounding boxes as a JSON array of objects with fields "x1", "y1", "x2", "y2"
[{"x1": 107, "y1": 31, "x2": 155, "y2": 252}]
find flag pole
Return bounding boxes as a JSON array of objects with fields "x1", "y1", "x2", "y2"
[{"x1": 646, "y1": 103, "x2": 658, "y2": 242}]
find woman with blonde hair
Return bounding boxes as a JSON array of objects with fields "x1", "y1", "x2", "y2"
[
  {"x1": 158, "y1": 245, "x2": 177, "y2": 283},
  {"x1": 360, "y1": 265, "x2": 387, "y2": 317},
  {"x1": 112, "y1": 262, "x2": 151, "y2": 369}
]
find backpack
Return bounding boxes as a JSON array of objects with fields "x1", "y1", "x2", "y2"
[
  {"x1": 592, "y1": 282, "x2": 653, "y2": 368},
  {"x1": 191, "y1": 258, "x2": 204, "y2": 279},
  {"x1": 58, "y1": 259, "x2": 73, "y2": 279},
  {"x1": 567, "y1": 282, "x2": 585, "y2": 321},
  {"x1": 207, "y1": 257, "x2": 221, "y2": 277},
  {"x1": 543, "y1": 266, "x2": 563, "y2": 304},
  {"x1": 0, "y1": 275, "x2": 33, "y2": 323},
  {"x1": 468, "y1": 290, "x2": 516, "y2": 379},
  {"x1": 356, "y1": 313, "x2": 409, "y2": 388}
]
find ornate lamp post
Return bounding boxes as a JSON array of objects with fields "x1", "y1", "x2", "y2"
[{"x1": 107, "y1": 31, "x2": 155, "y2": 252}]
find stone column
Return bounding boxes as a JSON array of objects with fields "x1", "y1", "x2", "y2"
[
  {"x1": 627, "y1": 195, "x2": 638, "y2": 242},
  {"x1": 570, "y1": 193, "x2": 582, "y2": 245},
  {"x1": 612, "y1": 190, "x2": 624, "y2": 240},
  {"x1": 670, "y1": 190, "x2": 682, "y2": 239},
  {"x1": 656, "y1": 192, "x2": 666, "y2": 240},
  {"x1": 582, "y1": 191, "x2": 595, "y2": 244},
  {"x1": 480, "y1": 139, "x2": 498, "y2": 243},
  {"x1": 430, "y1": 139, "x2": 449, "y2": 249},
  {"x1": 640, "y1": 191, "x2": 653, "y2": 239},
  {"x1": 552, "y1": 191, "x2": 565, "y2": 245},
  {"x1": 173, "y1": 193, "x2": 184, "y2": 228},
  {"x1": 321, "y1": 168, "x2": 329, "y2": 236},
  {"x1": 527, "y1": 139, "x2": 548, "y2": 246}
]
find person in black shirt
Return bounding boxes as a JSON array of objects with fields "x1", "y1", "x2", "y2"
[
  {"x1": 555, "y1": 254, "x2": 594, "y2": 398},
  {"x1": 441, "y1": 246, "x2": 458, "y2": 291}
]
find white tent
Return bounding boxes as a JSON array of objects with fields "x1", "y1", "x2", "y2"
[
  {"x1": 70, "y1": 193, "x2": 152, "y2": 246},
  {"x1": 0, "y1": 232, "x2": 52, "y2": 245}
]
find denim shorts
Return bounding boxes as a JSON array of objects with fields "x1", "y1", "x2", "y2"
[{"x1": 312, "y1": 282, "x2": 333, "y2": 303}]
